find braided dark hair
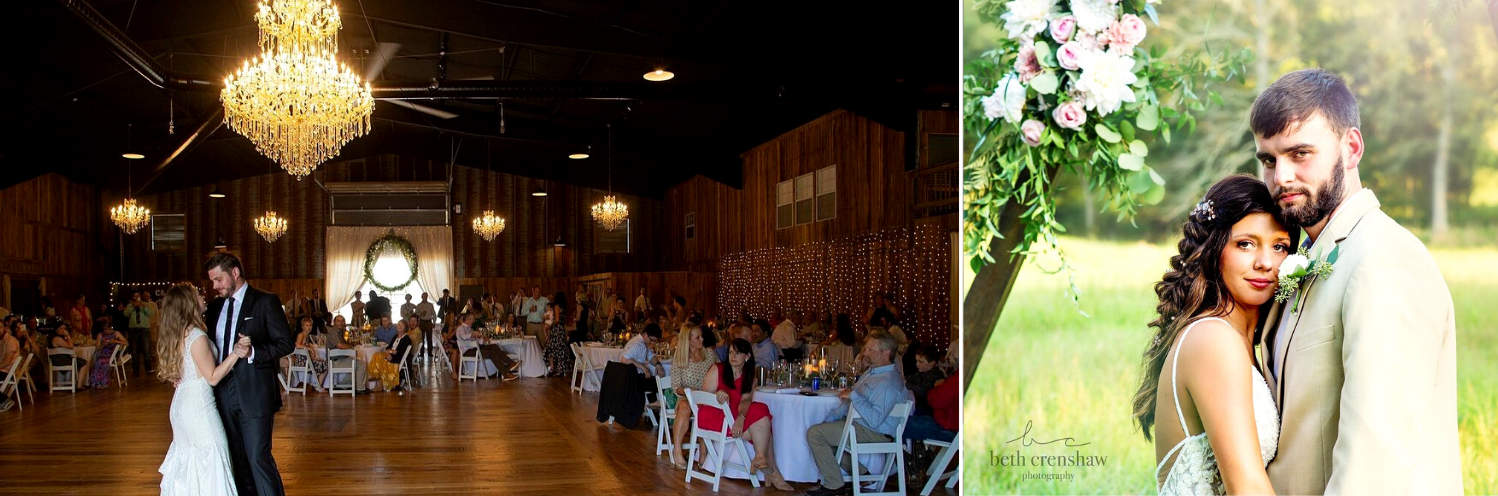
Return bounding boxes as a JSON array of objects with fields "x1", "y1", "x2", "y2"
[{"x1": 1131, "y1": 174, "x2": 1293, "y2": 441}]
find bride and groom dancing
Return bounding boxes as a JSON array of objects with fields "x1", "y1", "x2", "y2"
[
  {"x1": 155, "y1": 251, "x2": 293, "y2": 495},
  {"x1": 1134, "y1": 69, "x2": 1463, "y2": 495}
]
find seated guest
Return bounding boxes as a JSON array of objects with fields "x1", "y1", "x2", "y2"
[
  {"x1": 824, "y1": 314, "x2": 857, "y2": 347},
  {"x1": 715, "y1": 323, "x2": 751, "y2": 363},
  {"x1": 46, "y1": 324, "x2": 92, "y2": 390},
  {"x1": 802, "y1": 310, "x2": 826, "y2": 347},
  {"x1": 667, "y1": 323, "x2": 719, "y2": 469},
  {"x1": 804, "y1": 334, "x2": 910, "y2": 496},
  {"x1": 620, "y1": 323, "x2": 665, "y2": 381},
  {"x1": 903, "y1": 367, "x2": 958, "y2": 448},
  {"x1": 905, "y1": 346, "x2": 947, "y2": 415},
  {"x1": 403, "y1": 315, "x2": 424, "y2": 353},
  {"x1": 771, "y1": 310, "x2": 803, "y2": 361},
  {"x1": 749, "y1": 319, "x2": 780, "y2": 367},
  {"x1": 13, "y1": 321, "x2": 40, "y2": 382},
  {"x1": 86, "y1": 321, "x2": 128, "y2": 388},
  {"x1": 0, "y1": 322, "x2": 17, "y2": 382},
  {"x1": 292, "y1": 317, "x2": 327, "y2": 392},
  {"x1": 696, "y1": 339, "x2": 793, "y2": 490},
  {"x1": 328, "y1": 314, "x2": 349, "y2": 339},
  {"x1": 324, "y1": 321, "x2": 368, "y2": 392},
  {"x1": 372, "y1": 315, "x2": 398, "y2": 346},
  {"x1": 368, "y1": 322, "x2": 415, "y2": 391},
  {"x1": 451, "y1": 313, "x2": 518, "y2": 381}
]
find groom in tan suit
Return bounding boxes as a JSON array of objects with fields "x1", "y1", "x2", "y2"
[{"x1": 1251, "y1": 69, "x2": 1461, "y2": 494}]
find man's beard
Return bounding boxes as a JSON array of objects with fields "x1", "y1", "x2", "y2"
[{"x1": 1279, "y1": 156, "x2": 1347, "y2": 230}]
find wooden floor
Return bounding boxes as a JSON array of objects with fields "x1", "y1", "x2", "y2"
[{"x1": 0, "y1": 360, "x2": 958, "y2": 495}]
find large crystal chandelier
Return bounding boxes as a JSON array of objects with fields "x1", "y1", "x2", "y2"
[
  {"x1": 254, "y1": 211, "x2": 288, "y2": 242},
  {"x1": 222, "y1": 0, "x2": 373, "y2": 180},
  {"x1": 472, "y1": 210, "x2": 507, "y2": 241},
  {"x1": 110, "y1": 198, "x2": 150, "y2": 234},
  {"x1": 591, "y1": 124, "x2": 629, "y2": 231}
]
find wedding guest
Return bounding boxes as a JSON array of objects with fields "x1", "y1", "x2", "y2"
[
  {"x1": 436, "y1": 289, "x2": 457, "y2": 325},
  {"x1": 903, "y1": 370, "x2": 958, "y2": 476},
  {"x1": 545, "y1": 301, "x2": 571, "y2": 377},
  {"x1": 368, "y1": 322, "x2": 415, "y2": 391},
  {"x1": 633, "y1": 287, "x2": 651, "y2": 324},
  {"x1": 372, "y1": 315, "x2": 398, "y2": 346},
  {"x1": 415, "y1": 293, "x2": 436, "y2": 341},
  {"x1": 905, "y1": 347, "x2": 948, "y2": 415},
  {"x1": 771, "y1": 310, "x2": 803, "y2": 361},
  {"x1": 522, "y1": 286, "x2": 549, "y2": 347},
  {"x1": 46, "y1": 323, "x2": 92, "y2": 390},
  {"x1": 126, "y1": 291, "x2": 154, "y2": 376},
  {"x1": 749, "y1": 319, "x2": 780, "y2": 366},
  {"x1": 620, "y1": 323, "x2": 665, "y2": 380},
  {"x1": 666, "y1": 324, "x2": 719, "y2": 469},
  {"x1": 399, "y1": 294, "x2": 416, "y2": 322},
  {"x1": 864, "y1": 292, "x2": 901, "y2": 328},
  {"x1": 804, "y1": 334, "x2": 910, "y2": 496},
  {"x1": 364, "y1": 290, "x2": 391, "y2": 325},
  {"x1": 451, "y1": 313, "x2": 518, "y2": 381},
  {"x1": 293, "y1": 317, "x2": 327, "y2": 392},
  {"x1": 87, "y1": 321, "x2": 128, "y2": 388},
  {"x1": 323, "y1": 319, "x2": 368, "y2": 393},
  {"x1": 801, "y1": 310, "x2": 826, "y2": 348},
  {"x1": 349, "y1": 291, "x2": 367, "y2": 328},
  {"x1": 696, "y1": 338, "x2": 793, "y2": 490},
  {"x1": 307, "y1": 289, "x2": 329, "y2": 330},
  {"x1": 70, "y1": 294, "x2": 92, "y2": 337}
]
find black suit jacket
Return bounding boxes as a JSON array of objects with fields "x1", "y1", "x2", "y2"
[{"x1": 204, "y1": 284, "x2": 296, "y2": 417}]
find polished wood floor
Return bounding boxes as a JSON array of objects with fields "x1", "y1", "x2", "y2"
[{"x1": 0, "y1": 359, "x2": 958, "y2": 495}]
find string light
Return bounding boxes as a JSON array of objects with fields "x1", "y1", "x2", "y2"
[{"x1": 715, "y1": 224, "x2": 952, "y2": 350}]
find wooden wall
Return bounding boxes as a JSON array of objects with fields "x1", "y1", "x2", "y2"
[
  {"x1": 121, "y1": 156, "x2": 664, "y2": 283},
  {"x1": 0, "y1": 174, "x2": 104, "y2": 314},
  {"x1": 579, "y1": 272, "x2": 717, "y2": 321}
]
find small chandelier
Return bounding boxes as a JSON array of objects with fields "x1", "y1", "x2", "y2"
[
  {"x1": 590, "y1": 124, "x2": 629, "y2": 231},
  {"x1": 110, "y1": 198, "x2": 150, "y2": 234},
  {"x1": 472, "y1": 210, "x2": 507, "y2": 241},
  {"x1": 254, "y1": 211, "x2": 288, "y2": 242},
  {"x1": 110, "y1": 147, "x2": 150, "y2": 234},
  {"x1": 221, "y1": 0, "x2": 373, "y2": 180}
]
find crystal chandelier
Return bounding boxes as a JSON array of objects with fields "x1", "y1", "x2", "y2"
[
  {"x1": 254, "y1": 211, "x2": 288, "y2": 242},
  {"x1": 110, "y1": 152, "x2": 150, "y2": 234},
  {"x1": 221, "y1": 0, "x2": 373, "y2": 180},
  {"x1": 472, "y1": 210, "x2": 507, "y2": 241},
  {"x1": 110, "y1": 198, "x2": 150, "y2": 234},
  {"x1": 591, "y1": 124, "x2": 629, "y2": 231}
]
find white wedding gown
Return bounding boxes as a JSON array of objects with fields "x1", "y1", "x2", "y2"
[
  {"x1": 1156, "y1": 317, "x2": 1279, "y2": 495},
  {"x1": 159, "y1": 328, "x2": 237, "y2": 496}
]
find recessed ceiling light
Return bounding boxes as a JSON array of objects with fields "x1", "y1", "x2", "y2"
[
  {"x1": 122, "y1": 153, "x2": 145, "y2": 160},
  {"x1": 643, "y1": 69, "x2": 674, "y2": 82}
]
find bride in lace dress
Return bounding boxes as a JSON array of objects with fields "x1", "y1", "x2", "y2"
[
  {"x1": 1131, "y1": 176, "x2": 1288, "y2": 495},
  {"x1": 155, "y1": 284, "x2": 241, "y2": 496}
]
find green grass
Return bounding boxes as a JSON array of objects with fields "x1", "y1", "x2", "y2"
[{"x1": 962, "y1": 237, "x2": 1498, "y2": 495}]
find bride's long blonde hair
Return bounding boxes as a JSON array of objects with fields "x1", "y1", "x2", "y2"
[{"x1": 155, "y1": 283, "x2": 208, "y2": 384}]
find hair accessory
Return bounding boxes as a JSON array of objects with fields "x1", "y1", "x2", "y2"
[{"x1": 1191, "y1": 199, "x2": 1217, "y2": 223}]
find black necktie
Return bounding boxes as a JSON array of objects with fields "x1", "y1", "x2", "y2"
[{"x1": 222, "y1": 297, "x2": 236, "y2": 362}]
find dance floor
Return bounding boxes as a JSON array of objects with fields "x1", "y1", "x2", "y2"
[{"x1": 0, "y1": 360, "x2": 956, "y2": 495}]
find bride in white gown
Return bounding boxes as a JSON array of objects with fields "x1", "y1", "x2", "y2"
[
  {"x1": 1131, "y1": 176, "x2": 1287, "y2": 495},
  {"x1": 155, "y1": 284, "x2": 240, "y2": 496}
]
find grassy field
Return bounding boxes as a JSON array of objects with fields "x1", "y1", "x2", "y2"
[{"x1": 962, "y1": 237, "x2": 1498, "y2": 495}]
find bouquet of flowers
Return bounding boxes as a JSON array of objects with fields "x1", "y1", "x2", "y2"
[{"x1": 964, "y1": 0, "x2": 1248, "y2": 276}]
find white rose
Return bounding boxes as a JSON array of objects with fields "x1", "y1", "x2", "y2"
[
  {"x1": 1278, "y1": 254, "x2": 1310, "y2": 279},
  {"x1": 983, "y1": 74, "x2": 1028, "y2": 123}
]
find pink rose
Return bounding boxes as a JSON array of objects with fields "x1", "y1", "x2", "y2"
[
  {"x1": 1050, "y1": 16, "x2": 1077, "y2": 43},
  {"x1": 1014, "y1": 43, "x2": 1042, "y2": 83},
  {"x1": 1107, "y1": 14, "x2": 1148, "y2": 53},
  {"x1": 1052, "y1": 101, "x2": 1087, "y2": 130},
  {"x1": 1021, "y1": 119, "x2": 1046, "y2": 147},
  {"x1": 1075, "y1": 31, "x2": 1100, "y2": 51},
  {"x1": 1056, "y1": 41, "x2": 1085, "y2": 70}
]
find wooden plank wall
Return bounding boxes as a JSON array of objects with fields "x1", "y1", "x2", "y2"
[
  {"x1": 0, "y1": 174, "x2": 103, "y2": 314},
  {"x1": 579, "y1": 272, "x2": 717, "y2": 321},
  {"x1": 120, "y1": 156, "x2": 664, "y2": 283}
]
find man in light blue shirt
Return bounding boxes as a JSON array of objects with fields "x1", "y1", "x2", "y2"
[
  {"x1": 750, "y1": 319, "x2": 780, "y2": 367},
  {"x1": 522, "y1": 285, "x2": 549, "y2": 346},
  {"x1": 620, "y1": 323, "x2": 664, "y2": 378},
  {"x1": 372, "y1": 315, "x2": 398, "y2": 345},
  {"x1": 804, "y1": 334, "x2": 911, "y2": 496}
]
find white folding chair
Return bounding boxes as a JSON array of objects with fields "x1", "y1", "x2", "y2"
[
  {"x1": 456, "y1": 340, "x2": 482, "y2": 382},
  {"x1": 327, "y1": 349, "x2": 357, "y2": 397},
  {"x1": 835, "y1": 400, "x2": 914, "y2": 496},
  {"x1": 683, "y1": 389, "x2": 762, "y2": 492},
  {"x1": 395, "y1": 346, "x2": 413, "y2": 390},
  {"x1": 569, "y1": 343, "x2": 587, "y2": 393},
  {"x1": 284, "y1": 348, "x2": 311, "y2": 395},
  {"x1": 573, "y1": 344, "x2": 603, "y2": 392},
  {"x1": 15, "y1": 354, "x2": 35, "y2": 404},
  {"x1": 47, "y1": 348, "x2": 78, "y2": 393},
  {"x1": 108, "y1": 344, "x2": 130, "y2": 387},
  {"x1": 654, "y1": 375, "x2": 676, "y2": 456},
  {"x1": 430, "y1": 338, "x2": 453, "y2": 375},
  {"x1": 919, "y1": 433, "x2": 960, "y2": 496},
  {"x1": 1, "y1": 357, "x2": 22, "y2": 411}
]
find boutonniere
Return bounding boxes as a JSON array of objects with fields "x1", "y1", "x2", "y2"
[{"x1": 1274, "y1": 243, "x2": 1341, "y2": 312}]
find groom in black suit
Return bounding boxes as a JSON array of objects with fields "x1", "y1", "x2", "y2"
[{"x1": 203, "y1": 252, "x2": 293, "y2": 496}]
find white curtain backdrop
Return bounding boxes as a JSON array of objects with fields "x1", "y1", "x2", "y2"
[{"x1": 325, "y1": 226, "x2": 453, "y2": 313}]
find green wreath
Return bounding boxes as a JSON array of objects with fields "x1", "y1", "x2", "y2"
[{"x1": 363, "y1": 231, "x2": 418, "y2": 292}]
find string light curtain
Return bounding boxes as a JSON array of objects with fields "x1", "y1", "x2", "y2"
[{"x1": 716, "y1": 223, "x2": 952, "y2": 350}]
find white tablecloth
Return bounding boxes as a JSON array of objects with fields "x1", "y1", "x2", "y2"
[
  {"x1": 705, "y1": 390, "x2": 889, "y2": 484},
  {"x1": 75, "y1": 346, "x2": 97, "y2": 364},
  {"x1": 579, "y1": 344, "x2": 625, "y2": 391},
  {"x1": 488, "y1": 337, "x2": 546, "y2": 378}
]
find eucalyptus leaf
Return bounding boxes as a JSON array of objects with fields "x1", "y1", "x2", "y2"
[
  {"x1": 1137, "y1": 104, "x2": 1159, "y2": 131},
  {"x1": 1129, "y1": 140, "x2": 1149, "y2": 157},
  {"x1": 1034, "y1": 41, "x2": 1052, "y2": 60},
  {"x1": 1129, "y1": 168, "x2": 1154, "y2": 193},
  {"x1": 1149, "y1": 167, "x2": 1165, "y2": 186},
  {"x1": 1118, "y1": 153, "x2": 1145, "y2": 171},
  {"x1": 1142, "y1": 182, "x2": 1165, "y2": 205},
  {"x1": 1095, "y1": 123, "x2": 1122, "y2": 143},
  {"x1": 1030, "y1": 72, "x2": 1059, "y2": 94},
  {"x1": 1121, "y1": 120, "x2": 1136, "y2": 143},
  {"x1": 1145, "y1": 3, "x2": 1159, "y2": 25}
]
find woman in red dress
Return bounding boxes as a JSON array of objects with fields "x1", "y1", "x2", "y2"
[{"x1": 697, "y1": 338, "x2": 793, "y2": 490}]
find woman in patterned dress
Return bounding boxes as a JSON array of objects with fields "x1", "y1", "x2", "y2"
[{"x1": 544, "y1": 301, "x2": 571, "y2": 377}]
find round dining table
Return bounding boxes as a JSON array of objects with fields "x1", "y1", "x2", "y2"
[{"x1": 703, "y1": 389, "x2": 889, "y2": 484}]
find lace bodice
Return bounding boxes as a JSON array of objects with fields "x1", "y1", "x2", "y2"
[
  {"x1": 1156, "y1": 318, "x2": 1279, "y2": 495},
  {"x1": 182, "y1": 328, "x2": 210, "y2": 383}
]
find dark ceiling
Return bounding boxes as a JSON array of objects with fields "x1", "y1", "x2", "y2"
[{"x1": 1, "y1": 0, "x2": 956, "y2": 198}]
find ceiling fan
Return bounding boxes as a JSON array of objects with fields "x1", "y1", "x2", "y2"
[{"x1": 364, "y1": 42, "x2": 459, "y2": 119}]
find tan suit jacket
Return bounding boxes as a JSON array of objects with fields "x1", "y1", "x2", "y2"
[{"x1": 1259, "y1": 189, "x2": 1462, "y2": 495}]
